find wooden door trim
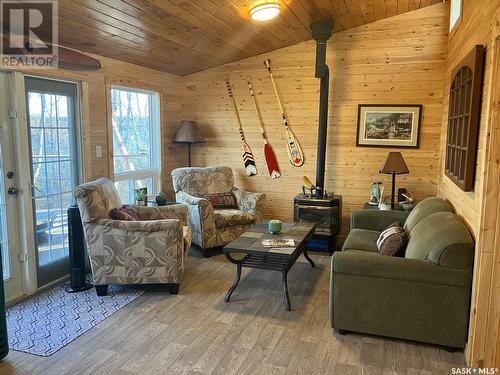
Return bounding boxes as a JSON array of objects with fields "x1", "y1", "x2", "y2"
[
  {"x1": 483, "y1": 35, "x2": 500, "y2": 367},
  {"x1": 469, "y1": 36, "x2": 500, "y2": 367}
]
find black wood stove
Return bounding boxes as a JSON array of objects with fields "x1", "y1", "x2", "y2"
[
  {"x1": 294, "y1": 194, "x2": 342, "y2": 254},
  {"x1": 293, "y1": 19, "x2": 342, "y2": 254}
]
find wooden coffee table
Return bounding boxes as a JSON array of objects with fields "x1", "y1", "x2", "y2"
[{"x1": 223, "y1": 221, "x2": 316, "y2": 311}]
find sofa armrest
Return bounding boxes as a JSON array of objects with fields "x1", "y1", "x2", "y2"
[
  {"x1": 333, "y1": 251, "x2": 470, "y2": 287},
  {"x1": 350, "y1": 210, "x2": 409, "y2": 231},
  {"x1": 233, "y1": 189, "x2": 266, "y2": 222},
  {"x1": 132, "y1": 204, "x2": 188, "y2": 225}
]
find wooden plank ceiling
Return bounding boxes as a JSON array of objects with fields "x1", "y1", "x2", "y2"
[{"x1": 57, "y1": 0, "x2": 443, "y2": 75}]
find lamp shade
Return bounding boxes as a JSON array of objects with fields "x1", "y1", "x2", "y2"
[
  {"x1": 172, "y1": 120, "x2": 205, "y2": 144},
  {"x1": 380, "y1": 152, "x2": 409, "y2": 174}
]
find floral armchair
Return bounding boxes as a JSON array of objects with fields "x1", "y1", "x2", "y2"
[
  {"x1": 74, "y1": 178, "x2": 192, "y2": 296},
  {"x1": 171, "y1": 166, "x2": 265, "y2": 256}
]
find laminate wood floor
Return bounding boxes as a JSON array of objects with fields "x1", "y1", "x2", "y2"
[{"x1": 0, "y1": 249, "x2": 466, "y2": 375}]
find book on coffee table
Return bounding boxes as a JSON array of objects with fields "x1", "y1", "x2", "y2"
[
  {"x1": 268, "y1": 247, "x2": 296, "y2": 255},
  {"x1": 261, "y1": 239, "x2": 295, "y2": 248}
]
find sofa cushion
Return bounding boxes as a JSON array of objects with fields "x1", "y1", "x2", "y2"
[
  {"x1": 214, "y1": 209, "x2": 254, "y2": 229},
  {"x1": 404, "y1": 197, "x2": 452, "y2": 233},
  {"x1": 342, "y1": 229, "x2": 380, "y2": 253},
  {"x1": 405, "y1": 212, "x2": 474, "y2": 269}
]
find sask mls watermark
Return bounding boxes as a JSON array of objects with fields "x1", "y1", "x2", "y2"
[
  {"x1": 1, "y1": 0, "x2": 58, "y2": 69},
  {"x1": 451, "y1": 368, "x2": 499, "y2": 374}
]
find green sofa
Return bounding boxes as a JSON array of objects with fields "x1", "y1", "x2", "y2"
[{"x1": 330, "y1": 197, "x2": 475, "y2": 349}]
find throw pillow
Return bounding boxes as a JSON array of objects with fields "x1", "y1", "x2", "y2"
[
  {"x1": 195, "y1": 192, "x2": 238, "y2": 209},
  {"x1": 376, "y1": 222, "x2": 407, "y2": 256},
  {"x1": 110, "y1": 205, "x2": 140, "y2": 221}
]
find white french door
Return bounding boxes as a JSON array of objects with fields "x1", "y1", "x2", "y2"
[
  {"x1": 0, "y1": 72, "x2": 25, "y2": 301},
  {"x1": 0, "y1": 72, "x2": 83, "y2": 301},
  {"x1": 24, "y1": 77, "x2": 82, "y2": 287}
]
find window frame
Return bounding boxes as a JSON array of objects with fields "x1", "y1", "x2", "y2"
[
  {"x1": 109, "y1": 85, "x2": 161, "y2": 203},
  {"x1": 444, "y1": 45, "x2": 484, "y2": 192},
  {"x1": 449, "y1": 0, "x2": 462, "y2": 36}
]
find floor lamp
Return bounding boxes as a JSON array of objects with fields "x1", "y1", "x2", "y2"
[
  {"x1": 172, "y1": 120, "x2": 205, "y2": 167},
  {"x1": 380, "y1": 152, "x2": 409, "y2": 210}
]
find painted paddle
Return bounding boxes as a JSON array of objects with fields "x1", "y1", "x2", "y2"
[
  {"x1": 225, "y1": 76, "x2": 257, "y2": 176},
  {"x1": 264, "y1": 59, "x2": 304, "y2": 167},
  {"x1": 247, "y1": 78, "x2": 281, "y2": 179}
]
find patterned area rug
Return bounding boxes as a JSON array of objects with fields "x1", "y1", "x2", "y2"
[{"x1": 6, "y1": 284, "x2": 143, "y2": 356}]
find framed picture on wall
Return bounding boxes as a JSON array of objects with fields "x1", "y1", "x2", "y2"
[{"x1": 356, "y1": 104, "x2": 422, "y2": 148}]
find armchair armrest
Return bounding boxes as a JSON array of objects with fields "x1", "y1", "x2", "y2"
[
  {"x1": 175, "y1": 191, "x2": 216, "y2": 248},
  {"x1": 351, "y1": 210, "x2": 409, "y2": 231},
  {"x1": 132, "y1": 204, "x2": 188, "y2": 225},
  {"x1": 97, "y1": 218, "x2": 182, "y2": 233},
  {"x1": 333, "y1": 251, "x2": 469, "y2": 287},
  {"x1": 233, "y1": 189, "x2": 266, "y2": 221},
  {"x1": 176, "y1": 191, "x2": 212, "y2": 209}
]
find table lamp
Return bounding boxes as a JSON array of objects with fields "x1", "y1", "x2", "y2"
[
  {"x1": 172, "y1": 120, "x2": 205, "y2": 167},
  {"x1": 380, "y1": 152, "x2": 409, "y2": 209}
]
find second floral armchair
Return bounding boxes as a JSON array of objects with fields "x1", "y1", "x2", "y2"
[{"x1": 171, "y1": 166, "x2": 265, "y2": 255}]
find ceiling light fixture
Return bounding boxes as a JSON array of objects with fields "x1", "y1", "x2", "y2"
[{"x1": 250, "y1": 1, "x2": 281, "y2": 21}]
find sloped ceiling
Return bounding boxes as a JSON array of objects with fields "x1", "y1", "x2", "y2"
[{"x1": 53, "y1": 0, "x2": 443, "y2": 75}]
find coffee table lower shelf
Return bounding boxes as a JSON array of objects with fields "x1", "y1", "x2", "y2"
[{"x1": 223, "y1": 248, "x2": 315, "y2": 311}]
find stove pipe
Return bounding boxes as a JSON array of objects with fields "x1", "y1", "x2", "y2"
[{"x1": 310, "y1": 19, "x2": 334, "y2": 198}]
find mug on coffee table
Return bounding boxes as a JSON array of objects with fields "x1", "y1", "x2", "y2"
[{"x1": 268, "y1": 220, "x2": 282, "y2": 234}]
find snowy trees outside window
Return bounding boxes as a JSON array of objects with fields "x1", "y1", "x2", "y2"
[{"x1": 111, "y1": 87, "x2": 161, "y2": 204}]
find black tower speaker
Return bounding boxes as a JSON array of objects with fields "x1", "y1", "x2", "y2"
[{"x1": 66, "y1": 205, "x2": 92, "y2": 293}]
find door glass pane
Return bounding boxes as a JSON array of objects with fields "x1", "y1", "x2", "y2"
[
  {"x1": 0, "y1": 147, "x2": 11, "y2": 280},
  {"x1": 27, "y1": 89, "x2": 77, "y2": 268}
]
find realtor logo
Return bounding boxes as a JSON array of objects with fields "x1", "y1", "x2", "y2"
[{"x1": 0, "y1": 0, "x2": 58, "y2": 68}]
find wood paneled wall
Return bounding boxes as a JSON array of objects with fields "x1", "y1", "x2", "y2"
[
  {"x1": 176, "y1": 3, "x2": 448, "y2": 239},
  {"x1": 20, "y1": 55, "x2": 185, "y2": 193},
  {"x1": 436, "y1": 0, "x2": 500, "y2": 367},
  {"x1": 437, "y1": 1, "x2": 500, "y2": 236}
]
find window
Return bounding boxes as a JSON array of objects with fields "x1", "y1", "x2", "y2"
[
  {"x1": 111, "y1": 87, "x2": 161, "y2": 203},
  {"x1": 450, "y1": 0, "x2": 461, "y2": 31}
]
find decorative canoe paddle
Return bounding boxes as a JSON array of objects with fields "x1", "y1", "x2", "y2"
[
  {"x1": 225, "y1": 76, "x2": 257, "y2": 176},
  {"x1": 247, "y1": 78, "x2": 281, "y2": 179},
  {"x1": 264, "y1": 59, "x2": 304, "y2": 167}
]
